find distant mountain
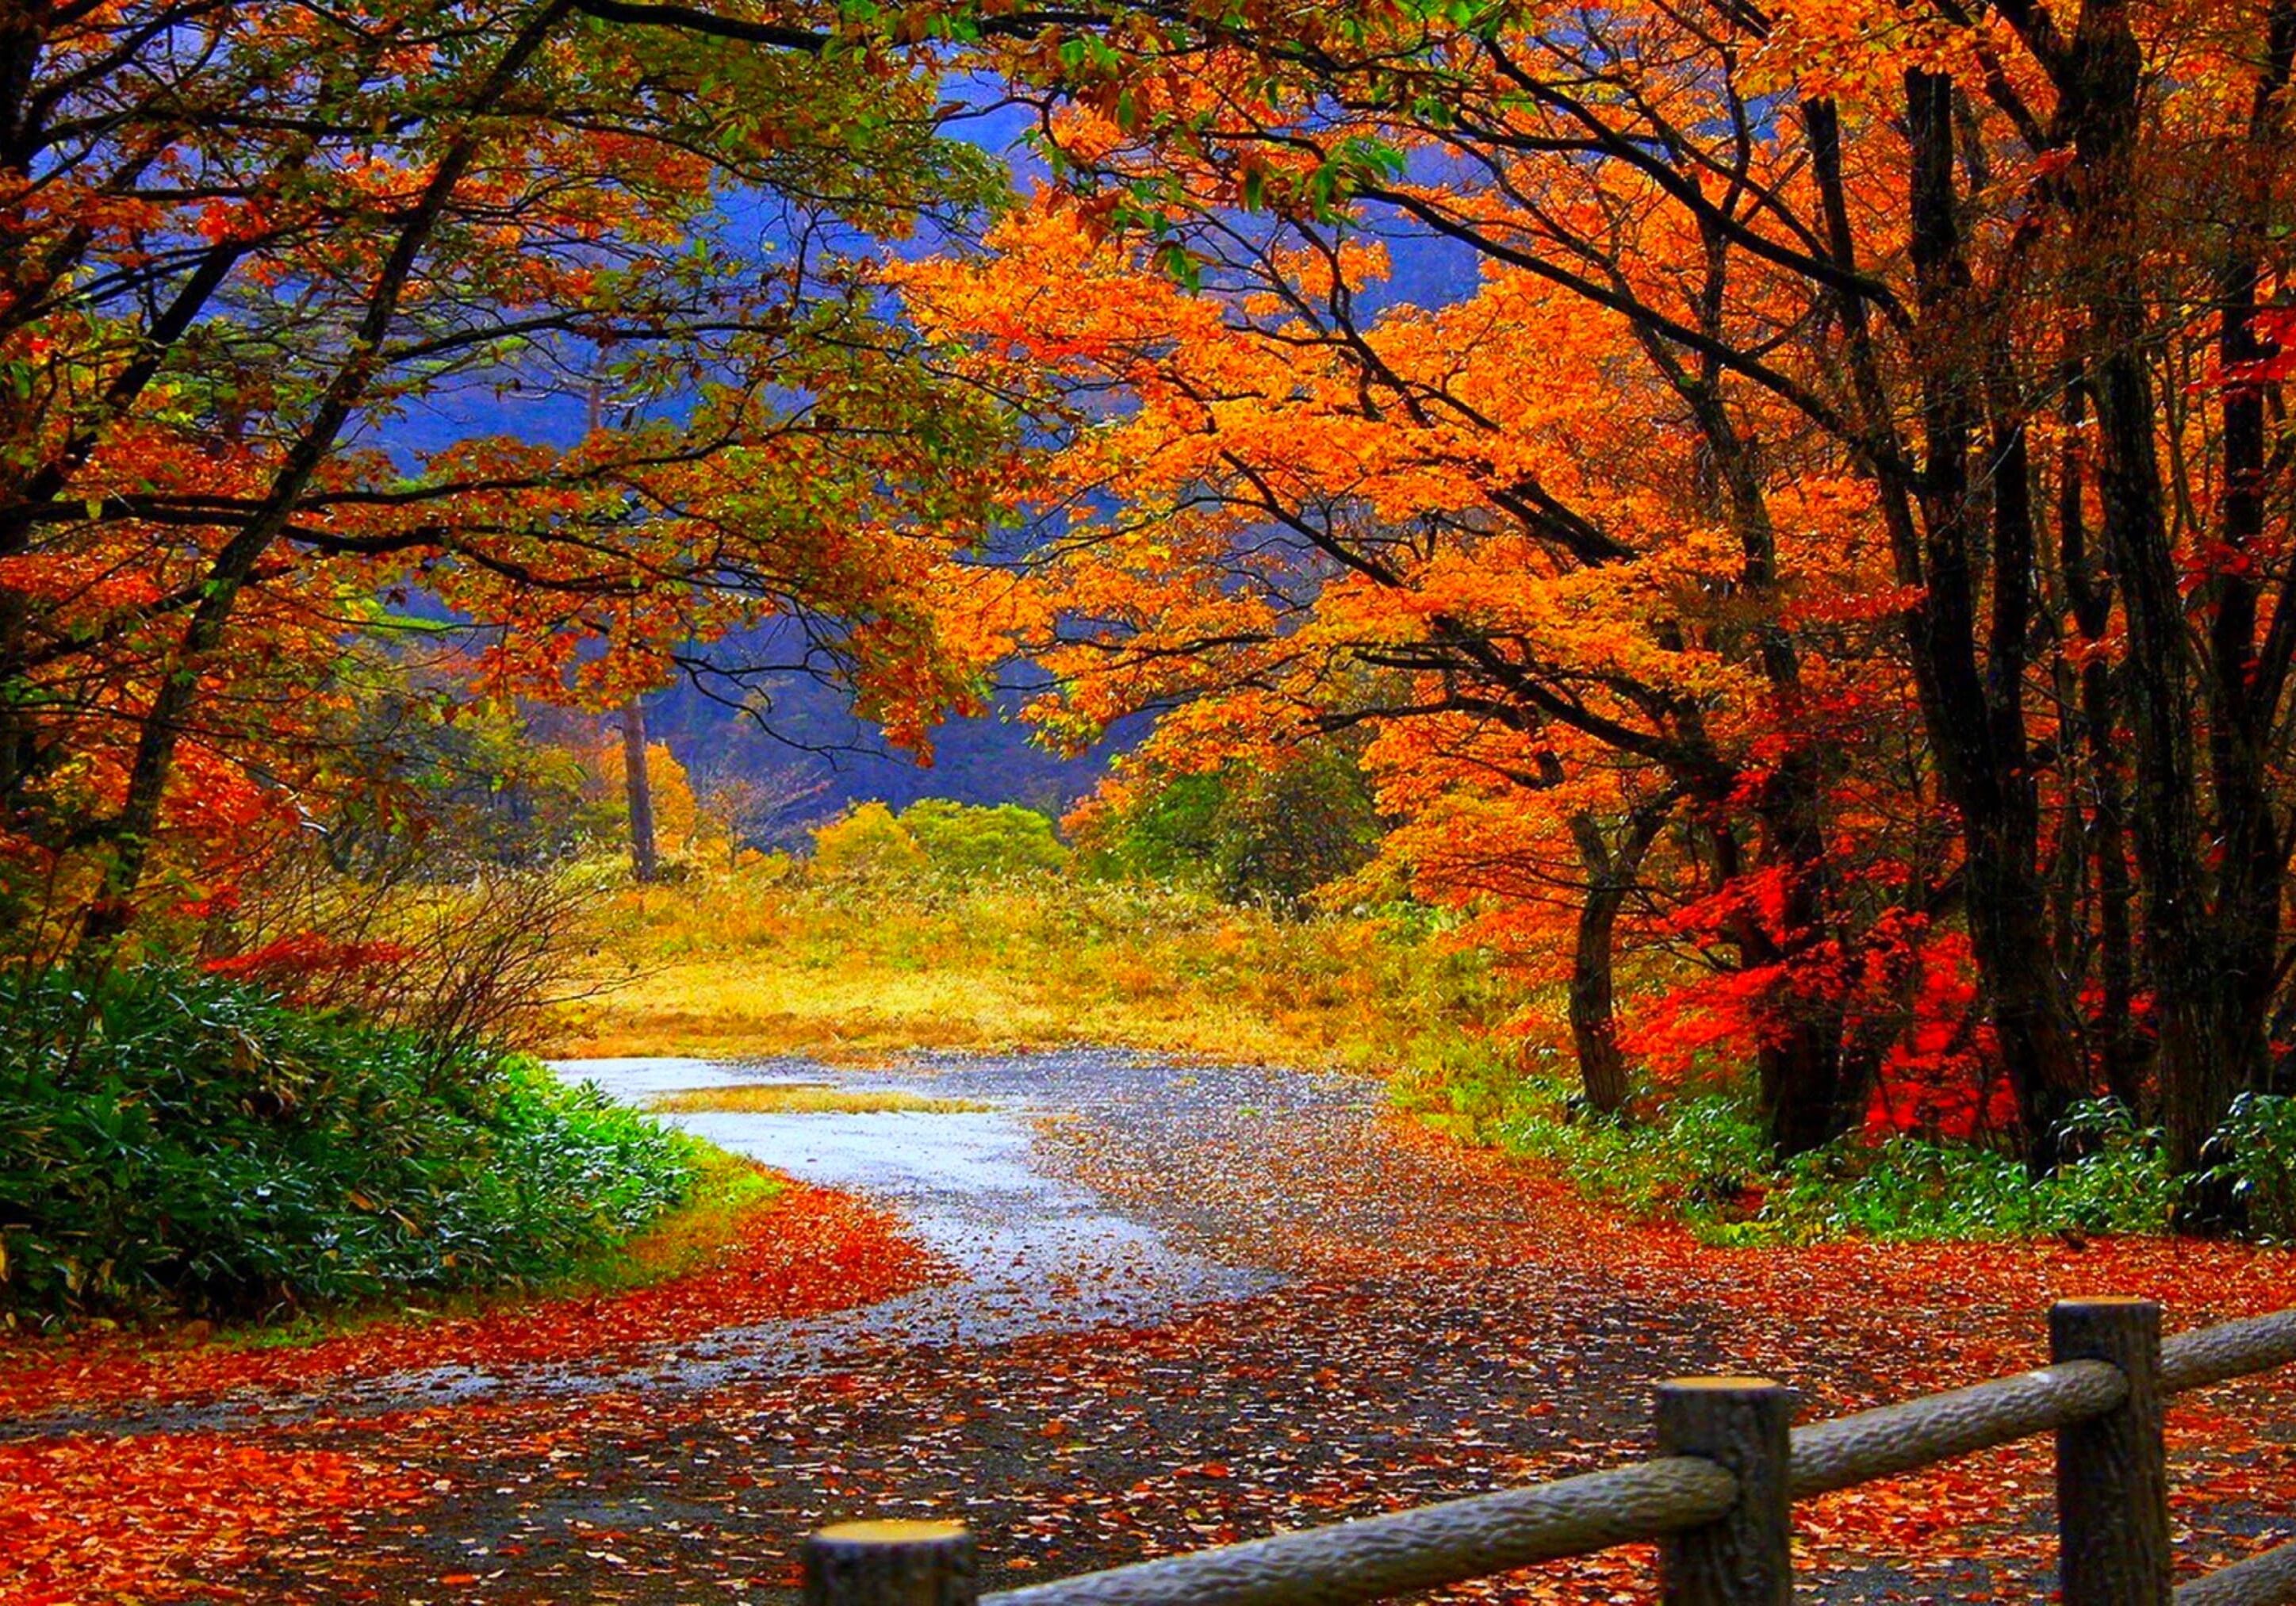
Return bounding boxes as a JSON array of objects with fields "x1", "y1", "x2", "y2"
[{"x1": 638, "y1": 663, "x2": 1133, "y2": 827}]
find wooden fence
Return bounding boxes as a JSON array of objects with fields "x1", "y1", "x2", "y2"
[{"x1": 801, "y1": 1298, "x2": 2296, "y2": 1606}]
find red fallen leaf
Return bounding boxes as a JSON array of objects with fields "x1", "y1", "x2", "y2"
[
  {"x1": 439, "y1": 1573, "x2": 481, "y2": 1585},
  {"x1": 0, "y1": 1432, "x2": 426, "y2": 1604}
]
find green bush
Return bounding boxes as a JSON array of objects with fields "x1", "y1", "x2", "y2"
[
  {"x1": 1083, "y1": 772, "x2": 1225, "y2": 885},
  {"x1": 2213, "y1": 1092, "x2": 2296, "y2": 1240},
  {"x1": 1493, "y1": 1090, "x2": 1776, "y2": 1223},
  {"x1": 1757, "y1": 1102, "x2": 2174, "y2": 1242},
  {"x1": 1484, "y1": 1083, "x2": 2196, "y2": 1244},
  {"x1": 0, "y1": 965, "x2": 696, "y2": 1325},
  {"x1": 1086, "y1": 747, "x2": 1381, "y2": 906},
  {"x1": 899, "y1": 799, "x2": 1071, "y2": 878},
  {"x1": 809, "y1": 801, "x2": 930, "y2": 881}
]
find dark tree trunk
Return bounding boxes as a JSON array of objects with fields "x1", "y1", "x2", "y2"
[
  {"x1": 1567, "y1": 802, "x2": 1670, "y2": 1116},
  {"x1": 2051, "y1": 0, "x2": 2291, "y2": 1173},
  {"x1": 622, "y1": 699, "x2": 659, "y2": 885},
  {"x1": 2172, "y1": 0, "x2": 2296, "y2": 1172},
  {"x1": 1901, "y1": 68, "x2": 2091, "y2": 1162},
  {"x1": 1811, "y1": 83, "x2": 2088, "y2": 1163},
  {"x1": 1755, "y1": 773, "x2": 1868, "y2": 1155},
  {"x1": 2056, "y1": 374, "x2": 2146, "y2": 1109}
]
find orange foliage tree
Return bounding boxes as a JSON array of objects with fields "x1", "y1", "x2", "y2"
[
  {"x1": 897, "y1": 0, "x2": 2296, "y2": 1174},
  {"x1": 0, "y1": 0, "x2": 1024, "y2": 955}
]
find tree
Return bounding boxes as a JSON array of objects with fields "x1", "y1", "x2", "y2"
[
  {"x1": 691, "y1": 756, "x2": 829, "y2": 864},
  {"x1": 0, "y1": 0, "x2": 1021, "y2": 955},
  {"x1": 899, "y1": 799, "x2": 1071, "y2": 878},
  {"x1": 895, "y1": 0, "x2": 2296, "y2": 1172},
  {"x1": 1077, "y1": 746, "x2": 1379, "y2": 907},
  {"x1": 810, "y1": 800, "x2": 928, "y2": 880},
  {"x1": 623, "y1": 703, "x2": 660, "y2": 886}
]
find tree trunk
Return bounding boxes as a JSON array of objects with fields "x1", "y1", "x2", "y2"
[
  {"x1": 2053, "y1": 0, "x2": 2290, "y2": 1173},
  {"x1": 1755, "y1": 775, "x2": 1866, "y2": 1155},
  {"x1": 2056, "y1": 374, "x2": 2146, "y2": 1110},
  {"x1": 1567, "y1": 803, "x2": 1670, "y2": 1116},
  {"x1": 1811, "y1": 83, "x2": 2087, "y2": 1163},
  {"x1": 623, "y1": 700, "x2": 659, "y2": 885},
  {"x1": 2179, "y1": 0, "x2": 2296, "y2": 1174}
]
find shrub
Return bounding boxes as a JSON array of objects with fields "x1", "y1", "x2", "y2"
[
  {"x1": 809, "y1": 802, "x2": 929, "y2": 882},
  {"x1": 201, "y1": 856, "x2": 610, "y2": 1071},
  {"x1": 1493, "y1": 1090, "x2": 1775, "y2": 1222},
  {"x1": 1485, "y1": 1083, "x2": 2188, "y2": 1244},
  {"x1": 0, "y1": 965, "x2": 695, "y2": 1325},
  {"x1": 1083, "y1": 747, "x2": 1381, "y2": 906},
  {"x1": 2212, "y1": 1093, "x2": 2296, "y2": 1240},
  {"x1": 899, "y1": 799, "x2": 1071, "y2": 878}
]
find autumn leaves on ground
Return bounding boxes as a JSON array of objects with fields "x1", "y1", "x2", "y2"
[
  {"x1": 9, "y1": 1031, "x2": 2296, "y2": 1605},
  {"x1": 5, "y1": 1182, "x2": 932, "y2": 1603}
]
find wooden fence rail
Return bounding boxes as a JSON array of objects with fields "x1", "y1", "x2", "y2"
[{"x1": 802, "y1": 1298, "x2": 2296, "y2": 1606}]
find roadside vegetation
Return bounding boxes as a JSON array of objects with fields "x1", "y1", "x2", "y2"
[
  {"x1": 558, "y1": 788, "x2": 2296, "y2": 1249},
  {"x1": 1428, "y1": 1073, "x2": 2296, "y2": 1247},
  {"x1": 554, "y1": 871, "x2": 1504, "y2": 1074},
  {"x1": 0, "y1": 964, "x2": 707, "y2": 1328},
  {"x1": 550, "y1": 778, "x2": 1507, "y2": 1073},
  {"x1": 0, "y1": 714, "x2": 776, "y2": 1334}
]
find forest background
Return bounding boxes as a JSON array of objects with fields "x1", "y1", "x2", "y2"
[{"x1": 6, "y1": 0, "x2": 2296, "y2": 1328}]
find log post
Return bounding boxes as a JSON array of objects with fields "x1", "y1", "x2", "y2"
[
  {"x1": 804, "y1": 1520, "x2": 976, "y2": 1606},
  {"x1": 1655, "y1": 1376, "x2": 1794, "y2": 1604},
  {"x1": 2053, "y1": 1297, "x2": 2170, "y2": 1605}
]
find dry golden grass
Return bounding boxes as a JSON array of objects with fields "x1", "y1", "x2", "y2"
[
  {"x1": 544, "y1": 872, "x2": 1511, "y2": 1078},
  {"x1": 646, "y1": 1084, "x2": 991, "y2": 1115}
]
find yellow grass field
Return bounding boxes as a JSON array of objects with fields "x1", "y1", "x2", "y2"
[
  {"x1": 545, "y1": 871, "x2": 1512, "y2": 1079},
  {"x1": 646, "y1": 1084, "x2": 991, "y2": 1115}
]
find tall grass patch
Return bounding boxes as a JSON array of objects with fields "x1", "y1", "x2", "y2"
[{"x1": 554, "y1": 868, "x2": 1514, "y2": 1073}]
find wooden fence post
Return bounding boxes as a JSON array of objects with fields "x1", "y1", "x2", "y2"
[
  {"x1": 1655, "y1": 1376, "x2": 1794, "y2": 1604},
  {"x1": 2053, "y1": 1297, "x2": 2170, "y2": 1606},
  {"x1": 804, "y1": 1520, "x2": 977, "y2": 1606}
]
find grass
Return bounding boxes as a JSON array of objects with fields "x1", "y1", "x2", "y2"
[
  {"x1": 567, "y1": 1140, "x2": 783, "y2": 1288},
  {"x1": 546, "y1": 869, "x2": 1513, "y2": 1075},
  {"x1": 646, "y1": 1084, "x2": 991, "y2": 1115}
]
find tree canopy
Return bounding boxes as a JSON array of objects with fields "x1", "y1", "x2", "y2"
[
  {"x1": 894, "y1": 0, "x2": 2296, "y2": 1171},
  {"x1": 0, "y1": 0, "x2": 1021, "y2": 952},
  {"x1": 10, "y1": 0, "x2": 2296, "y2": 1181}
]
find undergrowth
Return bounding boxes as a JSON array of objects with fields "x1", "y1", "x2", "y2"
[
  {"x1": 222, "y1": 1142, "x2": 781, "y2": 1352},
  {"x1": 0, "y1": 964, "x2": 700, "y2": 1326},
  {"x1": 1412, "y1": 1065, "x2": 2296, "y2": 1246}
]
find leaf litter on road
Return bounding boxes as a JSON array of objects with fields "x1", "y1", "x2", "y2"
[{"x1": 12, "y1": 1053, "x2": 2294, "y2": 1604}]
